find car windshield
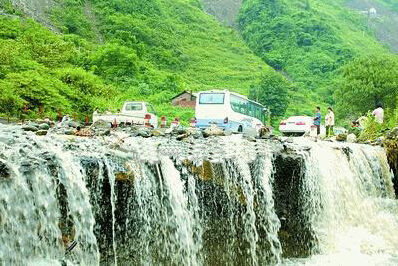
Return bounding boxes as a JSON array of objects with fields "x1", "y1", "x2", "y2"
[
  {"x1": 199, "y1": 93, "x2": 225, "y2": 104},
  {"x1": 125, "y1": 103, "x2": 143, "y2": 111}
]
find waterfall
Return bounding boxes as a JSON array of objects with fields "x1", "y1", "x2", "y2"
[
  {"x1": 1, "y1": 123, "x2": 397, "y2": 265},
  {"x1": 285, "y1": 139, "x2": 398, "y2": 265}
]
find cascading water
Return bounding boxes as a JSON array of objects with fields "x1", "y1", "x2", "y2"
[
  {"x1": 284, "y1": 139, "x2": 398, "y2": 265},
  {"x1": 0, "y1": 123, "x2": 397, "y2": 266}
]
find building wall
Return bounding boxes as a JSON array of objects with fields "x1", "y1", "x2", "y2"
[{"x1": 171, "y1": 92, "x2": 196, "y2": 105}]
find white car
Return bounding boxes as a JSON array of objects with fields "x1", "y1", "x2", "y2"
[
  {"x1": 279, "y1": 116, "x2": 317, "y2": 136},
  {"x1": 93, "y1": 102, "x2": 158, "y2": 128}
]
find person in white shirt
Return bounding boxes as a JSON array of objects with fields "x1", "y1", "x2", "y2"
[
  {"x1": 325, "y1": 107, "x2": 335, "y2": 137},
  {"x1": 372, "y1": 104, "x2": 384, "y2": 124}
]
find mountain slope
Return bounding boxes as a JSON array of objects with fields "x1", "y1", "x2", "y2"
[
  {"x1": 0, "y1": 0, "x2": 276, "y2": 121},
  {"x1": 239, "y1": 0, "x2": 389, "y2": 102}
]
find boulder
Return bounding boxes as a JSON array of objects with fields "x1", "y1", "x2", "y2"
[
  {"x1": 35, "y1": 130, "x2": 48, "y2": 136},
  {"x1": 0, "y1": 160, "x2": 11, "y2": 180},
  {"x1": 204, "y1": 125, "x2": 224, "y2": 137},
  {"x1": 64, "y1": 129, "x2": 76, "y2": 136},
  {"x1": 336, "y1": 133, "x2": 347, "y2": 142},
  {"x1": 68, "y1": 121, "x2": 80, "y2": 128},
  {"x1": 243, "y1": 127, "x2": 258, "y2": 138},
  {"x1": 39, "y1": 123, "x2": 50, "y2": 130},
  {"x1": 135, "y1": 127, "x2": 152, "y2": 138},
  {"x1": 22, "y1": 125, "x2": 38, "y2": 132},
  {"x1": 346, "y1": 134, "x2": 357, "y2": 143},
  {"x1": 152, "y1": 129, "x2": 166, "y2": 137},
  {"x1": 224, "y1": 129, "x2": 233, "y2": 136},
  {"x1": 387, "y1": 127, "x2": 398, "y2": 139},
  {"x1": 93, "y1": 119, "x2": 111, "y2": 129}
]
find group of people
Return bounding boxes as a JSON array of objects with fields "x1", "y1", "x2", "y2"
[
  {"x1": 313, "y1": 106, "x2": 335, "y2": 137},
  {"x1": 312, "y1": 103, "x2": 384, "y2": 138}
]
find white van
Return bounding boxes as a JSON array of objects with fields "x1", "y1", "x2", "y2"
[
  {"x1": 93, "y1": 102, "x2": 158, "y2": 128},
  {"x1": 195, "y1": 90, "x2": 267, "y2": 133}
]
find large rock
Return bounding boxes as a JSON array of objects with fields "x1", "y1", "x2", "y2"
[
  {"x1": 0, "y1": 160, "x2": 11, "y2": 180},
  {"x1": 243, "y1": 127, "x2": 258, "y2": 138},
  {"x1": 346, "y1": 134, "x2": 357, "y2": 143},
  {"x1": 35, "y1": 130, "x2": 48, "y2": 136},
  {"x1": 336, "y1": 133, "x2": 347, "y2": 142},
  {"x1": 204, "y1": 125, "x2": 224, "y2": 137},
  {"x1": 387, "y1": 127, "x2": 398, "y2": 139},
  {"x1": 93, "y1": 119, "x2": 111, "y2": 129},
  {"x1": 39, "y1": 123, "x2": 50, "y2": 130},
  {"x1": 22, "y1": 125, "x2": 38, "y2": 132}
]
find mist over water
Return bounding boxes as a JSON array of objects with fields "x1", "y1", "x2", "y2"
[{"x1": 0, "y1": 124, "x2": 397, "y2": 265}]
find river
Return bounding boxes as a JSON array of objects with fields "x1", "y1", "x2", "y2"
[{"x1": 0, "y1": 123, "x2": 397, "y2": 265}]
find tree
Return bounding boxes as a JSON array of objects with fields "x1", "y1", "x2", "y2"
[
  {"x1": 249, "y1": 70, "x2": 290, "y2": 125},
  {"x1": 334, "y1": 54, "x2": 398, "y2": 119}
]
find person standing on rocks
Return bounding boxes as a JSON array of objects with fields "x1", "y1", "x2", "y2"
[
  {"x1": 313, "y1": 106, "x2": 321, "y2": 135},
  {"x1": 325, "y1": 107, "x2": 335, "y2": 137},
  {"x1": 372, "y1": 103, "x2": 384, "y2": 124}
]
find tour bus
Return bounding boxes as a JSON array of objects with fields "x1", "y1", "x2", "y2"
[{"x1": 195, "y1": 90, "x2": 267, "y2": 133}]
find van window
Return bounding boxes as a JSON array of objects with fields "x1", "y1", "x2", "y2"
[
  {"x1": 125, "y1": 103, "x2": 143, "y2": 111},
  {"x1": 199, "y1": 93, "x2": 225, "y2": 104}
]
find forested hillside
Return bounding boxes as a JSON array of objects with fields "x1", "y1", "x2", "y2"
[
  {"x1": 0, "y1": 0, "x2": 275, "y2": 122},
  {"x1": 239, "y1": 0, "x2": 390, "y2": 106}
]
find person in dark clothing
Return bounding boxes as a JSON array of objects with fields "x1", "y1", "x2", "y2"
[{"x1": 313, "y1": 106, "x2": 321, "y2": 135}]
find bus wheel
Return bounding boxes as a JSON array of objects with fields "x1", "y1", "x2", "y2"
[{"x1": 238, "y1": 125, "x2": 243, "y2": 133}]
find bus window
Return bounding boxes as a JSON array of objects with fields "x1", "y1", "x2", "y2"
[
  {"x1": 231, "y1": 95, "x2": 249, "y2": 115},
  {"x1": 199, "y1": 93, "x2": 225, "y2": 104}
]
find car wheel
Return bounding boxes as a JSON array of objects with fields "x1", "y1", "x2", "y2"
[{"x1": 238, "y1": 125, "x2": 243, "y2": 133}]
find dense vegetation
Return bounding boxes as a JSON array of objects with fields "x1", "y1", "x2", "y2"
[
  {"x1": 239, "y1": 0, "x2": 389, "y2": 113},
  {"x1": 0, "y1": 0, "x2": 277, "y2": 123}
]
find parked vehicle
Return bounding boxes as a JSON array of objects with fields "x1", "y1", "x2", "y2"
[
  {"x1": 279, "y1": 116, "x2": 314, "y2": 136},
  {"x1": 195, "y1": 90, "x2": 267, "y2": 133},
  {"x1": 93, "y1": 102, "x2": 158, "y2": 128}
]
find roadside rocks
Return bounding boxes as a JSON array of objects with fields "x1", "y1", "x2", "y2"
[
  {"x1": 22, "y1": 125, "x2": 39, "y2": 132},
  {"x1": 346, "y1": 134, "x2": 357, "y2": 143},
  {"x1": 336, "y1": 133, "x2": 347, "y2": 142},
  {"x1": 39, "y1": 123, "x2": 50, "y2": 130},
  {"x1": 35, "y1": 130, "x2": 48, "y2": 136}
]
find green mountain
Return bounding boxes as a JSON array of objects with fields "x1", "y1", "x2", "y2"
[
  {"x1": 239, "y1": 0, "x2": 393, "y2": 109},
  {"x1": 1, "y1": 0, "x2": 397, "y2": 125},
  {"x1": 0, "y1": 0, "x2": 273, "y2": 122}
]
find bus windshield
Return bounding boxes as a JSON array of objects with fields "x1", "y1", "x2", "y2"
[
  {"x1": 230, "y1": 94, "x2": 265, "y2": 122},
  {"x1": 199, "y1": 93, "x2": 225, "y2": 104}
]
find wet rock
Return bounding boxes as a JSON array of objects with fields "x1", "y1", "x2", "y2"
[
  {"x1": 347, "y1": 134, "x2": 357, "y2": 143},
  {"x1": 152, "y1": 129, "x2": 166, "y2": 137},
  {"x1": 135, "y1": 127, "x2": 152, "y2": 138},
  {"x1": 336, "y1": 133, "x2": 347, "y2": 142},
  {"x1": 39, "y1": 123, "x2": 50, "y2": 130},
  {"x1": 100, "y1": 129, "x2": 111, "y2": 136},
  {"x1": 93, "y1": 119, "x2": 111, "y2": 129},
  {"x1": 245, "y1": 136, "x2": 257, "y2": 142},
  {"x1": 75, "y1": 128, "x2": 95, "y2": 137},
  {"x1": 259, "y1": 127, "x2": 271, "y2": 139},
  {"x1": 22, "y1": 125, "x2": 38, "y2": 132},
  {"x1": 224, "y1": 129, "x2": 233, "y2": 136},
  {"x1": 0, "y1": 160, "x2": 11, "y2": 180},
  {"x1": 376, "y1": 136, "x2": 385, "y2": 146},
  {"x1": 68, "y1": 121, "x2": 80, "y2": 128},
  {"x1": 64, "y1": 129, "x2": 76, "y2": 136},
  {"x1": 243, "y1": 127, "x2": 258, "y2": 138},
  {"x1": 35, "y1": 130, "x2": 48, "y2": 136},
  {"x1": 387, "y1": 127, "x2": 398, "y2": 139},
  {"x1": 176, "y1": 133, "x2": 190, "y2": 141},
  {"x1": 204, "y1": 125, "x2": 224, "y2": 137}
]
